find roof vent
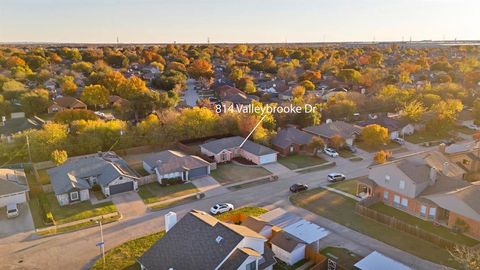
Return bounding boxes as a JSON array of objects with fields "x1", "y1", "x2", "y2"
[{"x1": 216, "y1": 236, "x2": 223, "y2": 244}]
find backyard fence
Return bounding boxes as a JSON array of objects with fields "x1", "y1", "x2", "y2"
[
  {"x1": 355, "y1": 204, "x2": 460, "y2": 250},
  {"x1": 306, "y1": 248, "x2": 327, "y2": 268},
  {"x1": 137, "y1": 175, "x2": 157, "y2": 186}
]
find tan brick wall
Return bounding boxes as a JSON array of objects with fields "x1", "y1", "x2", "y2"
[
  {"x1": 447, "y1": 212, "x2": 480, "y2": 238},
  {"x1": 374, "y1": 186, "x2": 435, "y2": 219}
]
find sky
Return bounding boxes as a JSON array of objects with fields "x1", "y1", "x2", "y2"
[{"x1": 0, "y1": 0, "x2": 479, "y2": 43}]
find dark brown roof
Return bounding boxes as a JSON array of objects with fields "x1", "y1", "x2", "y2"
[
  {"x1": 52, "y1": 96, "x2": 86, "y2": 109},
  {"x1": 272, "y1": 127, "x2": 314, "y2": 149},
  {"x1": 242, "y1": 216, "x2": 271, "y2": 233}
]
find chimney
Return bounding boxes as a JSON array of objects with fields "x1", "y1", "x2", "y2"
[
  {"x1": 438, "y1": 143, "x2": 446, "y2": 153},
  {"x1": 443, "y1": 162, "x2": 449, "y2": 176},
  {"x1": 429, "y1": 167, "x2": 437, "y2": 185},
  {"x1": 165, "y1": 212, "x2": 177, "y2": 232}
]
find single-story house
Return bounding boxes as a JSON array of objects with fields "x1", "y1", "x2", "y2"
[
  {"x1": 357, "y1": 117, "x2": 415, "y2": 139},
  {"x1": 48, "y1": 152, "x2": 139, "y2": 206},
  {"x1": 138, "y1": 209, "x2": 276, "y2": 270},
  {"x1": 242, "y1": 216, "x2": 274, "y2": 239},
  {"x1": 142, "y1": 150, "x2": 211, "y2": 184},
  {"x1": 48, "y1": 96, "x2": 87, "y2": 113},
  {"x1": 271, "y1": 127, "x2": 314, "y2": 156},
  {"x1": 0, "y1": 169, "x2": 29, "y2": 208},
  {"x1": 0, "y1": 113, "x2": 43, "y2": 143},
  {"x1": 354, "y1": 251, "x2": 412, "y2": 270},
  {"x1": 200, "y1": 136, "x2": 277, "y2": 165},
  {"x1": 303, "y1": 120, "x2": 361, "y2": 146},
  {"x1": 260, "y1": 208, "x2": 329, "y2": 266}
]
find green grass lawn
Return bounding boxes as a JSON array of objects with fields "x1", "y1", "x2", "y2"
[
  {"x1": 290, "y1": 188, "x2": 461, "y2": 268},
  {"x1": 130, "y1": 163, "x2": 150, "y2": 177},
  {"x1": 138, "y1": 182, "x2": 199, "y2": 204},
  {"x1": 37, "y1": 169, "x2": 51, "y2": 185},
  {"x1": 46, "y1": 192, "x2": 117, "y2": 224},
  {"x1": 216, "y1": 207, "x2": 268, "y2": 222},
  {"x1": 370, "y1": 203, "x2": 479, "y2": 246},
  {"x1": 273, "y1": 259, "x2": 308, "y2": 270},
  {"x1": 210, "y1": 163, "x2": 272, "y2": 184},
  {"x1": 328, "y1": 179, "x2": 358, "y2": 196},
  {"x1": 404, "y1": 131, "x2": 449, "y2": 144},
  {"x1": 320, "y1": 247, "x2": 363, "y2": 270},
  {"x1": 91, "y1": 231, "x2": 165, "y2": 270},
  {"x1": 338, "y1": 149, "x2": 355, "y2": 158},
  {"x1": 355, "y1": 141, "x2": 400, "y2": 153},
  {"x1": 278, "y1": 154, "x2": 327, "y2": 170}
]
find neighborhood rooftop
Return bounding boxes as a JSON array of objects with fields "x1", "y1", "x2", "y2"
[{"x1": 201, "y1": 136, "x2": 277, "y2": 156}]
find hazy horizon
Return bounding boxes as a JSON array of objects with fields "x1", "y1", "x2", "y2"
[{"x1": 1, "y1": 0, "x2": 479, "y2": 43}]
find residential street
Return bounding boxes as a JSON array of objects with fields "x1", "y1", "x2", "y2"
[{"x1": 0, "y1": 145, "x2": 454, "y2": 270}]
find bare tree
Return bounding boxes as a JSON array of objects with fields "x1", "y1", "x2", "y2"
[{"x1": 449, "y1": 245, "x2": 480, "y2": 270}]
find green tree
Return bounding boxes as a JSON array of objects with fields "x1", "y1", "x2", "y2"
[
  {"x1": 53, "y1": 109, "x2": 99, "y2": 124},
  {"x1": 81, "y1": 84, "x2": 109, "y2": 109},
  {"x1": 401, "y1": 100, "x2": 426, "y2": 123},
  {"x1": 59, "y1": 76, "x2": 77, "y2": 96},
  {"x1": 20, "y1": 88, "x2": 50, "y2": 116},
  {"x1": 337, "y1": 69, "x2": 362, "y2": 84}
]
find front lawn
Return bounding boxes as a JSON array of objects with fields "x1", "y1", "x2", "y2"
[
  {"x1": 370, "y1": 203, "x2": 479, "y2": 246},
  {"x1": 328, "y1": 179, "x2": 358, "y2": 196},
  {"x1": 320, "y1": 247, "x2": 363, "y2": 270},
  {"x1": 46, "y1": 192, "x2": 117, "y2": 224},
  {"x1": 290, "y1": 188, "x2": 460, "y2": 268},
  {"x1": 138, "y1": 182, "x2": 199, "y2": 204},
  {"x1": 355, "y1": 141, "x2": 400, "y2": 153},
  {"x1": 91, "y1": 231, "x2": 165, "y2": 270},
  {"x1": 278, "y1": 154, "x2": 327, "y2": 170},
  {"x1": 216, "y1": 207, "x2": 268, "y2": 222},
  {"x1": 210, "y1": 163, "x2": 272, "y2": 184},
  {"x1": 405, "y1": 131, "x2": 449, "y2": 144}
]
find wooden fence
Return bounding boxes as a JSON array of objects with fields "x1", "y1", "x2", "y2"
[
  {"x1": 355, "y1": 204, "x2": 460, "y2": 249},
  {"x1": 137, "y1": 174, "x2": 157, "y2": 186}
]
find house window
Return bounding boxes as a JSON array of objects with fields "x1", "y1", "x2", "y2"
[
  {"x1": 393, "y1": 195, "x2": 400, "y2": 207},
  {"x1": 70, "y1": 191, "x2": 79, "y2": 201},
  {"x1": 399, "y1": 180, "x2": 405, "y2": 190},
  {"x1": 246, "y1": 261, "x2": 256, "y2": 270},
  {"x1": 429, "y1": 207, "x2": 437, "y2": 219},
  {"x1": 290, "y1": 146, "x2": 294, "y2": 153},
  {"x1": 401, "y1": 198, "x2": 408, "y2": 209},
  {"x1": 420, "y1": 205, "x2": 427, "y2": 217},
  {"x1": 383, "y1": 191, "x2": 389, "y2": 201},
  {"x1": 385, "y1": 175, "x2": 390, "y2": 183}
]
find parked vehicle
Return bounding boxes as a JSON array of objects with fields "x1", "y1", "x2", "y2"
[
  {"x1": 441, "y1": 138, "x2": 456, "y2": 146},
  {"x1": 290, "y1": 184, "x2": 309, "y2": 193},
  {"x1": 6, "y1": 203, "x2": 19, "y2": 218},
  {"x1": 327, "y1": 173, "x2": 346, "y2": 182},
  {"x1": 323, "y1": 147, "x2": 339, "y2": 157},
  {"x1": 466, "y1": 124, "x2": 480, "y2": 131},
  {"x1": 391, "y1": 137, "x2": 405, "y2": 145},
  {"x1": 210, "y1": 203, "x2": 234, "y2": 215}
]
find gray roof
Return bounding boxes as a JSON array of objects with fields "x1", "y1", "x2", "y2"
[
  {"x1": 201, "y1": 136, "x2": 277, "y2": 156},
  {"x1": 0, "y1": 169, "x2": 29, "y2": 196},
  {"x1": 272, "y1": 127, "x2": 314, "y2": 149},
  {"x1": 396, "y1": 158, "x2": 431, "y2": 184},
  {"x1": 0, "y1": 117, "x2": 42, "y2": 136},
  {"x1": 270, "y1": 230, "x2": 305, "y2": 252},
  {"x1": 139, "y1": 210, "x2": 264, "y2": 270},
  {"x1": 242, "y1": 216, "x2": 271, "y2": 233},
  {"x1": 48, "y1": 154, "x2": 137, "y2": 195},
  {"x1": 303, "y1": 121, "x2": 361, "y2": 139},
  {"x1": 143, "y1": 150, "x2": 210, "y2": 174},
  {"x1": 357, "y1": 117, "x2": 406, "y2": 132}
]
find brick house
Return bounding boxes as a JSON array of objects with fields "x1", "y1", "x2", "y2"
[
  {"x1": 48, "y1": 96, "x2": 87, "y2": 113},
  {"x1": 271, "y1": 127, "x2": 314, "y2": 156},
  {"x1": 357, "y1": 150, "x2": 480, "y2": 238}
]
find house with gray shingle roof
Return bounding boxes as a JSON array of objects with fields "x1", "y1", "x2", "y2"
[
  {"x1": 48, "y1": 152, "x2": 139, "y2": 206},
  {"x1": 271, "y1": 127, "x2": 314, "y2": 156},
  {"x1": 0, "y1": 169, "x2": 29, "y2": 208},
  {"x1": 303, "y1": 120, "x2": 361, "y2": 146},
  {"x1": 142, "y1": 150, "x2": 211, "y2": 184},
  {"x1": 138, "y1": 209, "x2": 276, "y2": 270},
  {"x1": 200, "y1": 136, "x2": 277, "y2": 165}
]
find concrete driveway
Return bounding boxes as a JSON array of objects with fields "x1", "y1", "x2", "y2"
[
  {"x1": 111, "y1": 192, "x2": 147, "y2": 219},
  {"x1": 184, "y1": 79, "x2": 199, "y2": 106},
  {"x1": 192, "y1": 176, "x2": 228, "y2": 197},
  {"x1": 0, "y1": 203, "x2": 34, "y2": 238},
  {"x1": 262, "y1": 162, "x2": 294, "y2": 175}
]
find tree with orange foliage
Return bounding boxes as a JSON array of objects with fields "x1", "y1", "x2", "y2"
[
  {"x1": 374, "y1": 150, "x2": 392, "y2": 164},
  {"x1": 330, "y1": 135, "x2": 346, "y2": 150},
  {"x1": 188, "y1": 59, "x2": 213, "y2": 79}
]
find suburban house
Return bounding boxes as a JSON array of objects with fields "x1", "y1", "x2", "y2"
[
  {"x1": 303, "y1": 120, "x2": 361, "y2": 146},
  {"x1": 271, "y1": 127, "x2": 314, "y2": 156},
  {"x1": 0, "y1": 112, "x2": 43, "y2": 143},
  {"x1": 258, "y1": 208, "x2": 329, "y2": 266},
  {"x1": 354, "y1": 251, "x2": 412, "y2": 270},
  {"x1": 357, "y1": 117, "x2": 415, "y2": 139},
  {"x1": 357, "y1": 150, "x2": 480, "y2": 238},
  {"x1": 48, "y1": 152, "x2": 139, "y2": 206},
  {"x1": 0, "y1": 169, "x2": 29, "y2": 208},
  {"x1": 456, "y1": 109, "x2": 475, "y2": 127},
  {"x1": 108, "y1": 95, "x2": 130, "y2": 108},
  {"x1": 438, "y1": 143, "x2": 480, "y2": 174},
  {"x1": 200, "y1": 136, "x2": 278, "y2": 165},
  {"x1": 138, "y1": 210, "x2": 277, "y2": 270},
  {"x1": 142, "y1": 150, "x2": 212, "y2": 184},
  {"x1": 47, "y1": 96, "x2": 87, "y2": 113}
]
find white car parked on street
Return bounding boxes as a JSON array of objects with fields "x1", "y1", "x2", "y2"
[
  {"x1": 210, "y1": 203, "x2": 234, "y2": 215},
  {"x1": 323, "y1": 147, "x2": 339, "y2": 158}
]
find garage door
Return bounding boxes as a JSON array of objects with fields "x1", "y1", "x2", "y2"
[
  {"x1": 259, "y1": 153, "x2": 277, "y2": 164},
  {"x1": 109, "y1": 181, "x2": 134, "y2": 195},
  {"x1": 0, "y1": 192, "x2": 27, "y2": 207},
  {"x1": 188, "y1": 166, "x2": 208, "y2": 179}
]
